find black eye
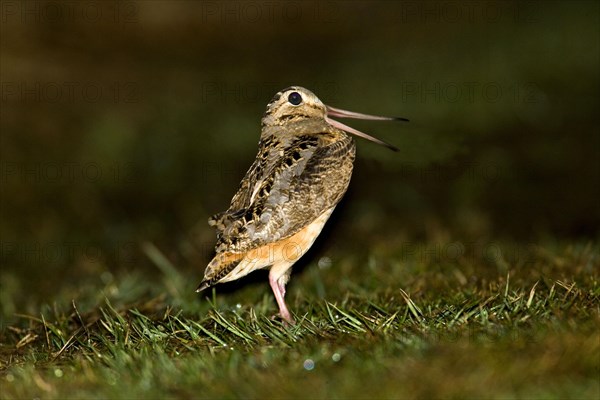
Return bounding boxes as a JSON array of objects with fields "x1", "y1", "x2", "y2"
[{"x1": 288, "y1": 92, "x2": 303, "y2": 105}]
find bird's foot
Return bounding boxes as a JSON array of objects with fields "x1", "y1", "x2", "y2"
[{"x1": 270, "y1": 311, "x2": 295, "y2": 326}]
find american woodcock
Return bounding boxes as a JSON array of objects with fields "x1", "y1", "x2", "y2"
[{"x1": 197, "y1": 86, "x2": 407, "y2": 324}]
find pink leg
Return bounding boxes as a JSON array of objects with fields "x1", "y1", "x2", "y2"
[{"x1": 268, "y1": 271, "x2": 295, "y2": 325}]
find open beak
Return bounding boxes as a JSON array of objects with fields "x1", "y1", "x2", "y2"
[{"x1": 325, "y1": 105, "x2": 408, "y2": 152}]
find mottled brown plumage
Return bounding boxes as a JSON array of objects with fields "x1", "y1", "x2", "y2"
[{"x1": 197, "y1": 86, "x2": 405, "y2": 324}]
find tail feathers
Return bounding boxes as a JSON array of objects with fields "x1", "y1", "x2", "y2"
[
  {"x1": 196, "y1": 281, "x2": 211, "y2": 292},
  {"x1": 196, "y1": 252, "x2": 243, "y2": 292}
]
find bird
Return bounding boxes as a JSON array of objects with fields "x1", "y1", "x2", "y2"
[{"x1": 197, "y1": 86, "x2": 407, "y2": 324}]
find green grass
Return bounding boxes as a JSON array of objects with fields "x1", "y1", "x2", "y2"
[{"x1": 1, "y1": 240, "x2": 598, "y2": 399}]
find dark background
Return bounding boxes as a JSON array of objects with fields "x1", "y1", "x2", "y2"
[{"x1": 1, "y1": 1, "x2": 598, "y2": 317}]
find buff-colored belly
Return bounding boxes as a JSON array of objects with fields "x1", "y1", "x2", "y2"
[{"x1": 220, "y1": 207, "x2": 335, "y2": 282}]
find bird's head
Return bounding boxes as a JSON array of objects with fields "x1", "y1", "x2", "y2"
[{"x1": 262, "y1": 86, "x2": 407, "y2": 151}]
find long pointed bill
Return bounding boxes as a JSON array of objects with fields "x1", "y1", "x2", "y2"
[
  {"x1": 325, "y1": 106, "x2": 408, "y2": 152},
  {"x1": 327, "y1": 105, "x2": 408, "y2": 122}
]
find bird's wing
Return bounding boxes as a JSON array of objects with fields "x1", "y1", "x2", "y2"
[
  {"x1": 212, "y1": 133, "x2": 355, "y2": 254},
  {"x1": 207, "y1": 135, "x2": 276, "y2": 230}
]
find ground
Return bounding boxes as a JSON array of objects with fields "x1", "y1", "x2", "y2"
[{"x1": 1, "y1": 240, "x2": 598, "y2": 399}]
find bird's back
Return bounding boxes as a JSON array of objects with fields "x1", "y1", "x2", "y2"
[{"x1": 202, "y1": 121, "x2": 356, "y2": 286}]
